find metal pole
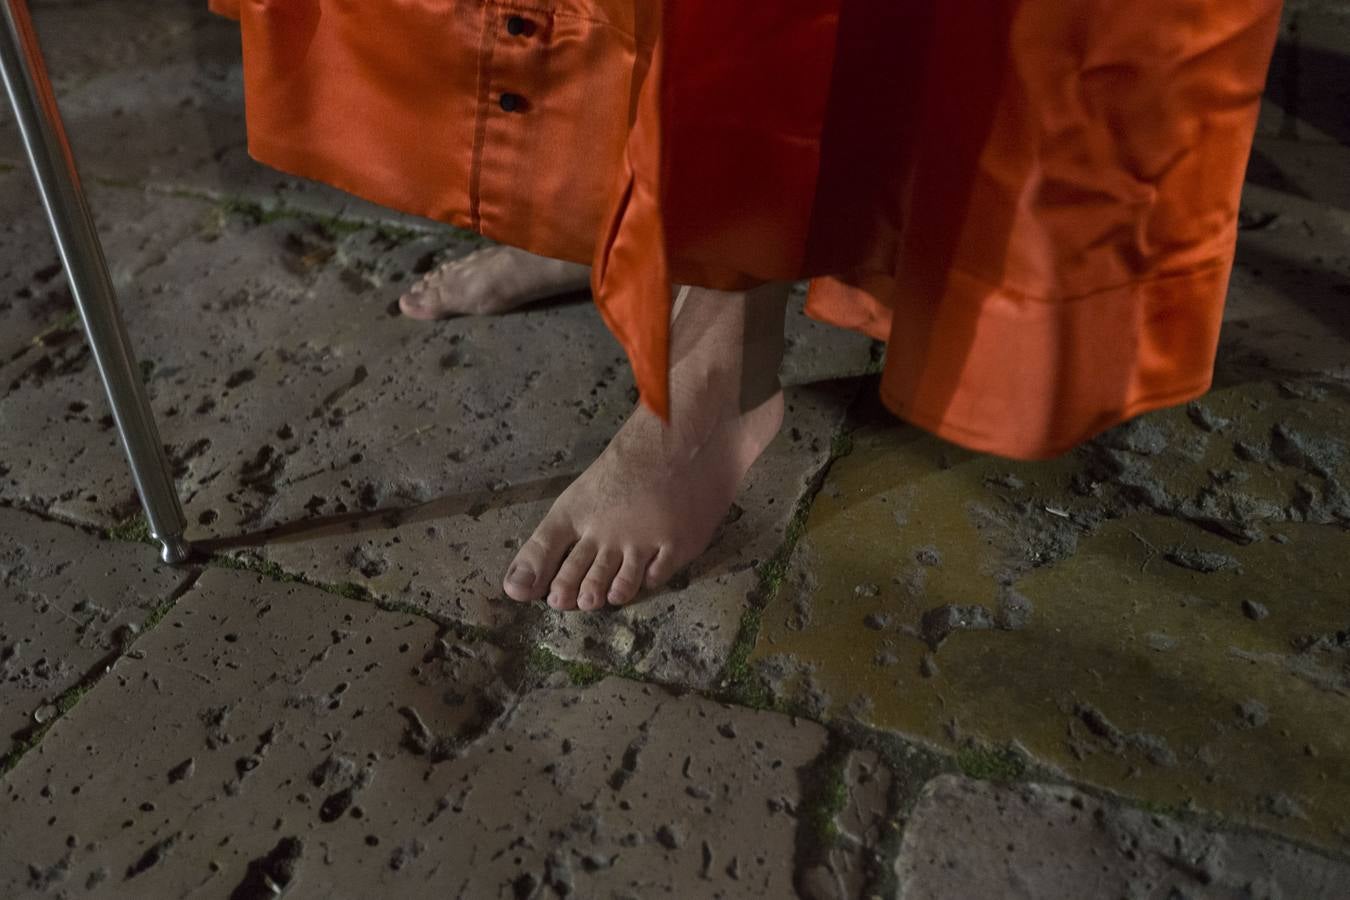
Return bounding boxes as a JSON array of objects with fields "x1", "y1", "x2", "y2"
[{"x1": 0, "y1": 0, "x2": 190, "y2": 564}]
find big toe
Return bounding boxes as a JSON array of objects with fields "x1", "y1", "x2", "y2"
[
  {"x1": 398, "y1": 288, "x2": 443, "y2": 321},
  {"x1": 503, "y1": 519, "x2": 573, "y2": 602}
]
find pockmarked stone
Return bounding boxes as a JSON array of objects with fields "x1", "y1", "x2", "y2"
[
  {"x1": 754, "y1": 377, "x2": 1350, "y2": 850},
  {"x1": 0, "y1": 568, "x2": 828, "y2": 898},
  {"x1": 0, "y1": 178, "x2": 209, "y2": 361},
  {"x1": 257, "y1": 333, "x2": 867, "y2": 688},
  {"x1": 799, "y1": 750, "x2": 895, "y2": 900},
  {"x1": 0, "y1": 507, "x2": 189, "y2": 755},
  {"x1": 532, "y1": 380, "x2": 863, "y2": 688},
  {"x1": 896, "y1": 775, "x2": 1350, "y2": 899}
]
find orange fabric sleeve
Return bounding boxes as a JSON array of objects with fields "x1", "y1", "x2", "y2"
[{"x1": 207, "y1": 0, "x2": 240, "y2": 21}]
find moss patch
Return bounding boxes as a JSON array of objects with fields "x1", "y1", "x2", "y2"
[
  {"x1": 716, "y1": 419, "x2": 860, "y2": 705},
  {"x1": 207, "y1": 553, "x2": 383, "y2": 607},
  {"x1": 955, "y1": 742, "x2": 1028, "y2": 782},
  {"x1": 106, "y1": 515, "x2": 152, "y2": 545},
  {"x1": 0, "y1": 681, "x2": 93, "y2": 775},
  {"x1": 792, "y1": 734, "x2": 854, "y2": 887}
]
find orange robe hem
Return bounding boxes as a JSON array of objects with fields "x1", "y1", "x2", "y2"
[{"x1": 217, "y1": 0, "x2": 1281, "y2": 460}]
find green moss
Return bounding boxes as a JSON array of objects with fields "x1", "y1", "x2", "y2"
[
  {"x1": 811, "y1": 760, "x2": 850, "y2": 845},
  {"x1": 208, "y1": 553, "x2": 303, "y2": 584},
  {"x1": 106, "y1": 515, "x2": 152, "y2": 544},
  {"x1": 830, "y1": 430, "x2": 855, "y2": 460},
  {"x1": 140, "y1": 595, "x2": 178, "y2": 632},
  {"x1": 0, "y1": 681, "x2": 94, "y2": 776},
  {"x1": 214, "y1": 196, "x2": 291, "y2": 226},
  {"x1": 795, "y1": 736, "x2": 854, "y2": 869},
  {"x1": 55, "y1": 682, "x2": 91, "y2": 716},
  {"x1": 716, "y1": 420, "x2": 857, "y2": 702},
  {"x1": 374, "y1": 597, "x2": 431, "y2": 618},
  {"x1": 562, "y1": 660, "x2": 607, "y2": 687},
  {"x1": 956, "y1": 742, "x2": 1028, "y2": 782},
  {"x1": 332, "y1": 581, "x2": 372, "y2": 602},
  {"x1": 1133, "y1": 797, "x2": 1186, "y2": 818}
]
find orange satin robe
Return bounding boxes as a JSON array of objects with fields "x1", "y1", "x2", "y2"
[{"x1": 211, "y1": 0, "x2": 1281, "y2": 459}]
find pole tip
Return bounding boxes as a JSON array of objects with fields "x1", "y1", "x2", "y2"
[{"x1": 157, "y1": 534, "x2": 192, "y2": 565}]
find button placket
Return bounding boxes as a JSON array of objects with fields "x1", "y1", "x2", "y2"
[
  {"x1": 497, "y1": 11, "x2": 536, "y2": 113},
  {"x1": 477, "y1": 5, "x2": 550, "y2": 232}
]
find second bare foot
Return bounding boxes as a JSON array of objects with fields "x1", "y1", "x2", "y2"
[{"x1": 399, "y1": 244, "x2": 591, "y2": 320}]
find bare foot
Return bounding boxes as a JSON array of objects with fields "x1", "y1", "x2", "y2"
[
  {"x1": 502, "y1": 283, "x2": 789, "y2": 610},
  {"x1": 399, "y1": 244, "x2": 591, "y2": 320}
]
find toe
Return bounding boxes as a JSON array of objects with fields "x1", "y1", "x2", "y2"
[
  {"x1": 549, "y1": 541, "x2": 597, "y2": 610},
  {"x1": 643, "y1": 546, "x2": 679, "y2": 591},
  {"x1": 577, "y1": 548, "x2": 622, "y2": 611},
  {"x1": 503, "y1": 518, "x2": 575, "y2": 602},
  {"x1": 398, "y1": 288, "x2": 441, "y2": 321},
  {"x1": 608, "y1": 549, "x2": 654, "y2": 606}
]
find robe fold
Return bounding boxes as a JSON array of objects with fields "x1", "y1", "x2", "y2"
[{"x1": 211, "y1": 0, "x2": 1281, "y2": 459}]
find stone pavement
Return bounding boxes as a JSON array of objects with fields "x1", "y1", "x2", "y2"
[{"x1": 1, "y1": 0, "x2": 1348, "y2": 897}]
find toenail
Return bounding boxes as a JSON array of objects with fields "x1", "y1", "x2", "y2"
[
  {"x1": 507, "y1": 564, "x2": 535, "y2": 588},
  {"x1": 547, "y1": 590, "x2": 562, "y2": 608},
  {"x1": 578, "y1": 591, "x2": 596, "y2": 609}
]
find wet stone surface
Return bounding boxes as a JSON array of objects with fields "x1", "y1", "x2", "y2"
[
  {"x1": 0, "y1": 506, "x2": 189, "y2": 758},
  {"x1": 0, "y1": 567, "x2": 828, "y2": 899},
  {"x1": 897, "y1": 775, "x2": 1350, "y2": 900},
  {"x1": 752, "y1": 373, "x2": 1350, "y2": 850}
]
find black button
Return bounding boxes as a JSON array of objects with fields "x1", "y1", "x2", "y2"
[
  {"x1": 499, "y1": 92, "x2": 523, "y2": 112},
  {"x1": 506, "y1": 15, "x2": 528, "y2": 36}
]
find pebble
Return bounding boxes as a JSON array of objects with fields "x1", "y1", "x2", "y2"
[{"x1": 1237, "y1": 699, "x2": 1270, "y2": 729}]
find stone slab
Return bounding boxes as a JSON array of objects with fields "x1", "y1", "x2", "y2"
[
  {"x1": 753, "y1": 373, "x2": 1350, "y2": 850},
  {"x1": 257, "y1": 376, "x2": 860, "y2": 689},
  {"x1": 896, "y1": 775, "x2": 1350, "y2": 899},
  {"x1": 0, "y1": 215, "x2": 472, "y2": 528},
  {"x1": 0, "y1": 566, "x2": 828, "y2": 898},
  {"x1": 0, "y1": 506, "x2": 189, "y2": 756},
  {"x1": 1226, "y1": 182, "x2": 1350, "y2": 380},
  {"x1": 1, "y1": 204, "x2": 870, "y2": 540},
  {"x1": 0, "y1": 173, "x2": 70, "y2": 362},
  {"x1": 0, "y1": 178, "x2": 211, "y2": 361}
]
